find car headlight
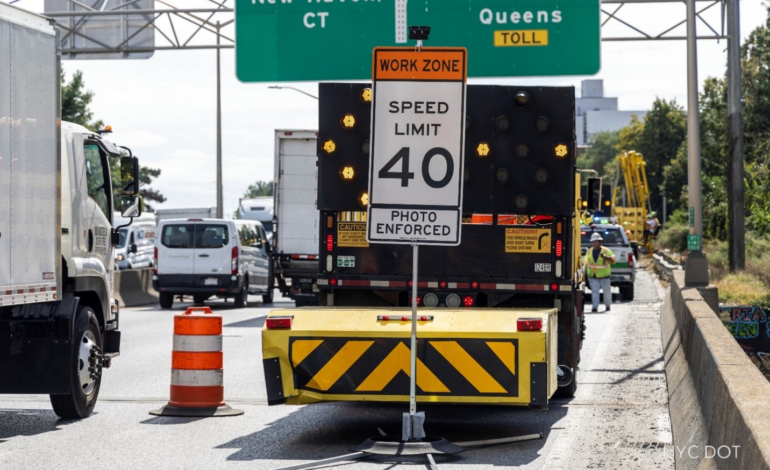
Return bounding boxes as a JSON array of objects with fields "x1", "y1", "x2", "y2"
[{"x1": 116, "y1": 254, "x2": 124, "y2": 261}]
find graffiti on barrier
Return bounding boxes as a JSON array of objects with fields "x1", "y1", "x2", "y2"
[{"x1": 720, "y1": 306, "x2": 770, "y2": 379}]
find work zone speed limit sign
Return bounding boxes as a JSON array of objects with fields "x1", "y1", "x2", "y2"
[{"x1": 366, "y1": 47, "x2": 467, "y2": 246}]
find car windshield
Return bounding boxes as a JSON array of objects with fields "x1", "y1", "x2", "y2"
[
  {"x1": 116, "y1": 228, "x2": 128, "y2": 248},
  {"x1": 161, "y1": 224, "x2": 229, "y2": 249},
  {"x1": 581, "y1": 227, "x2": 627, "y2": 246}
]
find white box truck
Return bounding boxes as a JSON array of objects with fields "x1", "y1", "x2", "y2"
[
  {"x1": 272, "y1": 130, "x2": 319, "y2": 306},
  {"x1": 0, "y1": 4, "x2": 141, "y2": 419}
]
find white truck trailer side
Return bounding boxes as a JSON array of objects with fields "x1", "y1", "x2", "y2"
[
  {"x1": 273, "y1": 130, "x2": 319, "y2": 306},
  {"x1": 0, "y1": 4, "x2": 141, "y2": 419}
]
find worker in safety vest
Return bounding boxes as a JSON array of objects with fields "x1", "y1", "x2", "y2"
[
  {"x1": 644, "y1": 212, "x2": 661, "y2": 245},
  {"x1": 585, "y1": 232, "x2": 616, "y2": 313}
]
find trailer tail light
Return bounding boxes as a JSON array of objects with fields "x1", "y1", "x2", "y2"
[
  {"x1": 329, "y1": 278, "x2": 337, "y2": 286},
  {"x1": 408, "y1": 296, "x2": 422, "y2": 306},
  {"x1": 550, "y1": 283, "x2": 559, "y2": 292},
  {"x1": 153, "y1": 247, "x2": 158, "y2": 275},
  {"x1": 462, "y1": 296, "x2": 475, "y2": 307},
  {"x1": 265, "y1": 316, "x2": 292, "y2": 329},
  {"x1": 231, "y1": 246, "x2": 239, "y2": 274},
  {"x1": 517, "y1": 318, "x2": 543, "y2": 331},
  {"x1": 555, "y1": 239, "x2": 563, "y2": 257},
  {"x1": 326, "y1": 234, "x2": 334, "y2": 252},
  {"x1": 555, "y1": 260, "x2": 563, "y2": 278}
]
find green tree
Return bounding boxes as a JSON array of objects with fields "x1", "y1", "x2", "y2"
[
  {"x1": 61, "y1": 69, "x2": 165, "y2": 212},
  {"x1": 61, "y1": 70, "x2": 103, "y2": 131},
  {"x1": 577, "y1": 130, "x2": 619, "y2": 181}
]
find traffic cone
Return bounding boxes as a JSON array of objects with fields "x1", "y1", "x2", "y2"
[{"x1": 150, "y1": 306, "x2": 243, "y2": 417}]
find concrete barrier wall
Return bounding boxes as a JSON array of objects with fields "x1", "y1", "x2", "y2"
[
  {"x1": 114, "y1": 268, "x2": 158, "y2": 308},
  {"x1": 662, "y1": 270, "x2": 770, "y2": 469}
]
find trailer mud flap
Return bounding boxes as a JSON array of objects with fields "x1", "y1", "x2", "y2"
[{"x1": 262, "y1": 308, "x2": 559, "y2": 406}]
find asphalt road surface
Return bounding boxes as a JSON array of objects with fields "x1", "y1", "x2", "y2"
[{"x1": 0, "y1": 270, "x2": 674, "y2": 470}]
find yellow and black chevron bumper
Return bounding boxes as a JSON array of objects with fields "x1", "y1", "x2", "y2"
[{"x1": 262, "y1": 308, "x2": 558, "y2": 406}]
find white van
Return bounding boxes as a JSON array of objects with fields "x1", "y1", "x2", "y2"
[
  {"x1": 153, "y1": 219, "x2": 273, "y2": 308},
  {"x1": 114, "y1": 221, "x2": 156, "y2": 270}
]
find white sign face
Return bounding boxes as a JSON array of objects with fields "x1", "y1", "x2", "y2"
[{"x1": 367, "y1": 48, "x2": 467, "y2": 246}]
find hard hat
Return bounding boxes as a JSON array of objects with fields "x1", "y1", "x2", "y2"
[
  {"x1": 647, "y1": 213, "x2": 654, "y2": 218},
  {"x1": 590, "y1": 232, "x2": 603, "y2": 242}
]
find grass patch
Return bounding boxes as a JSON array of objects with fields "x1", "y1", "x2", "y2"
[
  {"x1": 657, "y1": 225, "x2": 770, "y2": 306},
  {"x1": 715, "y1": 273, "x2": 770, "y2": 306}
]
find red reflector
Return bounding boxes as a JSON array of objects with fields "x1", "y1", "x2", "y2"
[
  {"x1": 382, "y1": 315, "x2": 390, "y2": 321},
  {"x1": 329, "y1": 278, "x2": 337, "y2": 286},
  {"x1": 408, "y1": 280, "x2": 413, "y2": 287},
  {"x1": 463, "y1": 296, "x2": 474, "y2": 307},
  {"x1": 420, "y1": 316, "x2": 427, "y2": 321},
  {"x1": 471, "y1": 281, "x2": 479, "y2": 289},
  {"x1": 517, "y1": 318, "x2": 543, "y2": 331},
  {"x1": 266, "y1": 317, "x2": 292, "y2": 329},
  {"x1": 401, "y1": 316, "x2": 408, "y2": 321},
  {"x1": 439, "y1": 281, "x2": 447, "y2": 289},
  {"x1": 555, "y1": 240, "x2": 563, "y2": 257},
  {"x1": 550, "y1": 283, "x2": 559, "y2": 291},
  {"x1": 326, "y1": 234, "x2": 334, "y2": 252}
]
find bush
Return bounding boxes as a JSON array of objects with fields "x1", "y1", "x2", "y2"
[{"x1": 655, "y1": 221, "x2": 689, "y2": 253}]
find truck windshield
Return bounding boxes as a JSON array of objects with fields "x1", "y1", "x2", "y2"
[
  {"x1": 161, "y1": 224, "x2": 228, "y2": 249},
  {"x1": 116, "y1": 229, "x2": 128, "y2": 248},
  {"x1": 260, "y1": 221, "x2": 273, "y2": 234},
  {"x1": 581, "y1": 228, "x2": 627, "y2": 246}
]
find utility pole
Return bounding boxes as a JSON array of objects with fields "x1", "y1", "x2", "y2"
[
  {"x1": 216, "y1": 20, "x2": 223, "y2": 219},
  {"x1": 727, "y1": 0, "x2": 745, "y2": 271},
  {"x1": 684, "y1": 0, "x2": 709, "y2": 286}
]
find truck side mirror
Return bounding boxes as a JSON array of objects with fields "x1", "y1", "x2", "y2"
[
  {"x1": 586, "y1": 177, "x2": 602, "y2": 211},
  {"x1": 121, "y1": 156, "x2": 140, "y2": 196},
  {"x1": 121, "y1": 196, "x2": 142, "y2": 218},
  {"x1": 130, "y1": 243, "x2": 138, "y2": 254}
]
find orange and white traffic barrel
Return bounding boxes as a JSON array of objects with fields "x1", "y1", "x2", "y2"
[{"x1": 150, "y1": 306, "x2": 243, "y2": 417}]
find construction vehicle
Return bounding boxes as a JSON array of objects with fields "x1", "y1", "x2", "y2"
[
  {"x1": 612, "y1": 150, "x2": 651, "y2": 251},
  {"x1": 262, "y1": 83, "x2": 597, "y2": 408},
  {"x1": 0, "y1": 4, "x2": 141, "y2": 418}
]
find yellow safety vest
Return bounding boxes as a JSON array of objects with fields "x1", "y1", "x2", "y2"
[{"x1": 584, "y1": 246, "x2": 615, "y2": 278}]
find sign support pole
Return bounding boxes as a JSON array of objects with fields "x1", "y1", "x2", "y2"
[{"x1": 410, "y1": 242, "x2": 418, "y2": 415}]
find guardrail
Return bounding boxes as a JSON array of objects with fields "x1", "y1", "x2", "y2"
[
  {"x1": 114, "y1": 268, "x2": 158, "y2": 308},
  {"x1": 661, "y1": 270, "x2": 770, "y2": 469}
]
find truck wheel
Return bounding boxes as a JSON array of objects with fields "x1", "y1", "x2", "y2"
[
  {"x1": 193, "y1": 295, "x2": 208, "y2": 305},
  {"x1": 262, "y1": 289, "x2": 273, "y2": 304},
  {"x1": 234, "y1": 278, "x2": 248, "y2": 309},
  {"x1": 555, "y1": 368, "x2": 578, "y2": 398},
  {"x1": 50, "y1": 306, "x2": 102, "y2": 419},
  {"x1": 621, "y1": 284, "x2": 634, "y2": 301},
  {"x1": 159, "y1": 293, "x2": 174, "y2": 309}
]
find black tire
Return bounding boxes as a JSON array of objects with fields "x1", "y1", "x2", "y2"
[
  {"x1": 50, "y1": 306, "x2": 102, "y2": 419},
  {"x1": 621, "y1": 284, "x2": 635, "y2": 301},
  {"x1": 234, "y1": 278, "x2": 248, "y2": 309},
  {"x1": 262, "y1": 289, "x2": 273, "y2": 304},
  {"x1": 159, "y1": 293, "x2": 174, "y2": 309},
  {"x1": 193, "y1": 295, "x2": 208, "y2": 305},
  {"x1": 555, "y1": 367, "x2": 578, "y2": 398}
]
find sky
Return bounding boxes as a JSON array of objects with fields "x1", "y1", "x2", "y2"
[{"x1": 6, "y1": 0, "x2": 770, "y2": 217}]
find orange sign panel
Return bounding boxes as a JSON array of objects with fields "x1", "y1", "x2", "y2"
[{"x1": 373, "y1": 48, "x2": 467, "y2": 81}]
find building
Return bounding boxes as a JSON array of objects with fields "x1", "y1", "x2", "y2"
[{"x1": 576, "y1": 79, "x2": 647, "y2": 147}]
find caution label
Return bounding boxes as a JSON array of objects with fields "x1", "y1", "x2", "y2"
[
  {"x1": 338, "y1": 222, "x2": 369, "y2": 247},
  {"x1": 505, "y1": 228, "x2": 552, "y2": 253}
]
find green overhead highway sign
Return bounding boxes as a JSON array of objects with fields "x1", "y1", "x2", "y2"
[{"x1": 235, "y1": 0, "x2": 601, "y2": 82}]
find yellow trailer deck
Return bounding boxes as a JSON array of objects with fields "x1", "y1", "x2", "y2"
[{"x1": 262, "y1": 308, "x2": 558, "y2": 406}]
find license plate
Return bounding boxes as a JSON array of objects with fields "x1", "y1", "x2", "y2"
[{"x1": 204, "y1": 278, "x2": 218, "y2": 286}]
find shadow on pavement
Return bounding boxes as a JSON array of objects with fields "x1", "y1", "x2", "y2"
[
  {"x1": 216, "y1": 402, "x2": 567, "y2": 465},
  {"x1": 0, "y1": 408, "x2": 81, "y2": 443},
  {"x1": 224, "y1": 316, "x2": 266, "y2": 328}
]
